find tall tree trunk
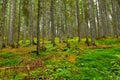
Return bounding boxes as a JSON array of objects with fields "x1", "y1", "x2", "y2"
[
  {"x1": 88, "y1": 0, "x2": 96, "y2": 45},
  {"x1": 96, "y1": 0, "x2": 100, "y2": 39},
  {"x1": 111, "y1": 0, "x2": 119, "y2": 38},
  {"x1": 105, "y1": 0, "x2": 111, "y2": 37},
  {"x1": 37, "y1": 0, "x2": 40, "y2": 55},
  {"x1": 98, "y1": 0, "x2": 104, "y2": 38},
  {"x1": 50, "y1": 0, "x2": 55, "y2": 46},
  {"x1": 64, "y1": 1, "x2": 68, "y2": 39},
  {"x1": 29, "y1": 0, "x2": 34, "y2": 45},
  {"x1": 76, "y1": 0, "x2": 81, "y2": 42},
  {"x1": 42, "y1": 1, "x2": 45, "y2": 45},
  {"x1": 8, "y1": 0, "x2": 16, "y2": 48},
  {"x1": 102, "y1": 0, "x2": 108, "y2": 38},
  {"x1": 17, "y1": 0, "x2": 21, "y2": 48},
  {"x1": 57, "y1": 0, "x2": 63, "y2": 43},
  {"x1": 23, "y1": 17, "x2": 27, "y2": 43},
  {"x1": 0, "y1": 0, "x2": 8, "y2": 49},
  {"x1": 82, "y1": 0, "x2": 90, "y2": 46}
]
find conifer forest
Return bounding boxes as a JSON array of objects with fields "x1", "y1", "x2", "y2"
[{"x1": 0, "y1": 0, "x2": 120, "y2": 80}]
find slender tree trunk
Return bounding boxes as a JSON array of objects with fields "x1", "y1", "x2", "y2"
[
  {"x1": 7, "y1": 0, "x2": 11, "y2": 45},
  {"x1": 116, "y1": 1, "x2": 120, "y2": 36},
  {"x1": 64, "y1": 2, "x2": 68, "y2": 39},
  {"x1": 37, "y1": 0, "x2": 40, "y2": 55},
  {"x1": 23, "y1": 17, "x2": 27, "y2": 43},
  {"x1": 50, "y1": 0, "x2": 55, "y2": 46},
  {"x1": 96, "y1": 0, "x2": 100, "y2": 39},
  {"x1": 98, "y1": 0, "x2": 104, "y2": 38},
  {"x1": 76, "y1": 0, "x2": 81, "y2": 42},
  {"x1": 111, "y1": 0, "x2": 119, "y2": 38},
  {"x1": 8, "y1": 0, "x2": 16, "y2": 48},
  {"x1": 42, "y1": 1, "x2": 45, "y2": 45},
  {"x1": 102, "y1": 0, "x2": 107, "y2": 38},
  {"x1": 105, "y1": 0, "x2": 111, "y2": 37},
  {"x1": 82, "y1": 0, "x2": 90, "y2": 46},
  {"x1": 29, "y1": 0, "x2": 34, "y2": 45},
  {"x1": 17, "y1": 0, "x2": 21, "y2": 48},
  {"x1": 88, "y1": 0, "x2": 96, "y2": 45},
  {"x1": 0, "y1": 0, "x2": 8, "y2": 49}
]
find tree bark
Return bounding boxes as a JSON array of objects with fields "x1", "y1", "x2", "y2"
[
  {"x1": 29, "y1": 0, "x2": 34, "y2": 45},
  {"x1": 17, "y1": 0, "x2": 21, "y2": 48},
  {"x1": 42, "y1": 1, "x2": 45, "y2": 45},
  {"x1": 76, "y1": 0, "x2": 81, "y2": 42},
  {"x1": 50, "y1": 0, "x2": 55, "y2": 46},
  {"x1": 0, "y1": 0, "x2": 8, "y2": 49},
  {"x1": 37, "y1": 0, "x2": 40, "y2": 55},
  {"x1": 8, "y1": 0, "x2": 16, "y2": 48},
  {"x1": 111, "y1": 0, "x2": 119, "y2": 38},
  {"x1": 88, "y1": 0, "x2": 96, "y2": 45}
]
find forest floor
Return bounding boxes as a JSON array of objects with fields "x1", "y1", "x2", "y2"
[{"x1": 0, "y1": 38, "x2": 120, "y2": 80}]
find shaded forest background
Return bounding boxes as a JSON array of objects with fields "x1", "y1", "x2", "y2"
[{"x1": 0, "y1": 0, "x2": 120, "y2": 53}]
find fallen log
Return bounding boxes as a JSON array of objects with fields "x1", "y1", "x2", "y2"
[
  {"x1": 0, "y1": 66, "x2": 29, "y2": 71},
  {"x1": 89, "y1": 45, "x2": 113, "y2": 49},
  {"x1": 0, "y1": 59, "x2": 42, "y2": 71}
]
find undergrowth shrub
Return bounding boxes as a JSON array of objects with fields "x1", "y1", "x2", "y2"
[
  {"x1": 43, "y1": 59, "x2": 80, "y2": 80},
  {"x1": 67, "y1": 45, "x2": 81, "y2": 54}
]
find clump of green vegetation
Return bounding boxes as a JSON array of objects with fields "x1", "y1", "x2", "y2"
[
  {"x1": 0, "y1": 58, "x2": 20, "y2": 67},
  {"x1": 113, "y1": 46, "x2": 120, "y2": 52},
  {"x1": 19, "y1": 40, "x2": 33, "y2": 47},
  {"x1": 40, "y1": 59, "x2": 81, "y2": 80},
  {"x1": 76, "y1": 47, "x2": 120, "y2": 80},
  {"x1": 0, "y1": 52, "x2": 20, "y2": 67},
  {"x1": 97, "y1": 39, "x2": 120, "y2": 45},
  {"x1": 0, "y1": 52, "x2": 17, "y2": 59},
  {"x1": 67, "y1": 45, "x2": 81, "y2": 54}
]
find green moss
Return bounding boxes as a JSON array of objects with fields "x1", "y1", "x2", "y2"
[{"x1": 76, "y1": 47, "x2": 120, "y2": 80}]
